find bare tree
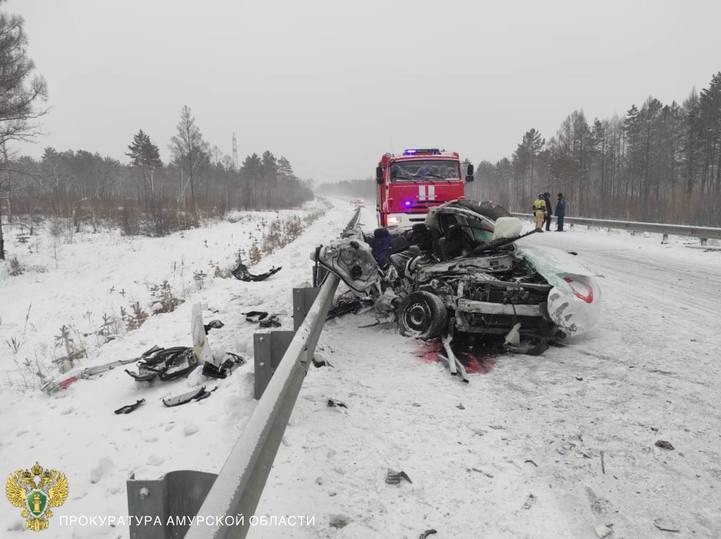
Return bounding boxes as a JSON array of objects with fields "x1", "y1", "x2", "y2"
[
  {"x1": 169, "y1": 106, "x2": 208, "y2": 214},
  {"x1": 0, "y1": 0, "x2": 48, "y2": 259}
]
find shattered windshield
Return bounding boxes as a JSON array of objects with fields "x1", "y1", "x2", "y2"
[{"x1": 390, "y1": 160, "x2": 460, "y2": 182}]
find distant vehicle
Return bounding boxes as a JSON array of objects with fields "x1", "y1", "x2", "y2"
[
  {"x1": 375, "y1": 148, "x2": 474, "y2": 228},
  {"x1": 352, "y1": 198, "x2": 366, "y2": 208}
]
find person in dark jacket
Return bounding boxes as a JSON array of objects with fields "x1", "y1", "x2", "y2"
[
  {"x1": 555, "y1": 193, "x2": 566, "y2": 231},
  {"x1": 543, "y1": 192, "x2": 553, "y2": 231}
]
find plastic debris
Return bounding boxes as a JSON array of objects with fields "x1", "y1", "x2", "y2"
[
  {"x1": 202, "y1": 352, "x2": 246, "y2": 379},
  {"x1": 203, "y1": 320, "x2": 225, "y2": 333},
  {"x1": 114, "y1": 399, "x2": 146, "y2": 415},
  {"x1": 162, "y1": 386, "x2": 217, "y2": 407},
  {"x1": 232, "y1": 262, "x2": 282, "y2": 282},
  {"x1": 125, "y1": 347, "x2": 198, "y2": 382},
  {"x1": 243, "y1": 311, "x2": 281, "y2": 327},
  {"x1": 312, "y1": 355, "x2": 334, "y2": 368}
]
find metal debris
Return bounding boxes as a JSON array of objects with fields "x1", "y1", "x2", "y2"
[{"x1": 385, "y1": 470, "x2": 412, "y2": 485}]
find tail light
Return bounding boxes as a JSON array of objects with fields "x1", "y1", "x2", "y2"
[{"x1": 563, "y1": 275, "x2": 594, "y2": 303}]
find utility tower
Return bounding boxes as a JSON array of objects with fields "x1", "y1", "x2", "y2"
[{"x1": 232, "y1": 132, "x2": 239, "y2": 170}]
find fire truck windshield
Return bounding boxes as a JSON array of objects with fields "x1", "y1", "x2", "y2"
[{"x1": 390, "y1": 160, "x2": 460, "y2": 182}]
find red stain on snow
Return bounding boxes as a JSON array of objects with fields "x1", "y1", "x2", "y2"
[
  {"x1": 414, "y1": 340, "x2": 443, "y2": 363},
  {"x1": 414, "y1": 340, "x2": 497, "y2": 374},
  {"x1": 460, "y1": 352, "x2": 496, "y2": 374}
]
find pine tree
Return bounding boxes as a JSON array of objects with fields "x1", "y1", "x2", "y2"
[
  {"x1": 127, "y1": 130, "x2": 161, "y2": 206},
  {"x1": 277, "y1": 156, "x2": 294, "y2": 180}
]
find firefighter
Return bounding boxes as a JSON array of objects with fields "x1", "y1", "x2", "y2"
[
  {"x1": 532, "y1": 193, "x2": 546, "y2": 232},
  {"x1": 556, "y1": 192, "x2": 566, "y2": 231}
]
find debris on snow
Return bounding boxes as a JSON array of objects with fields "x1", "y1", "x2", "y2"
[
  {"x1": 162, "y1": 386, "x2": 217, "y2": 407},
  {"x1": 125, "y1": 346, "x2": 199, "y2": 382},
  {"x1": 203, "y1": 319, "x2": 225, "y2": 333},
  {"x1": 243, "y1": 310, "x2": 281, "y2": 328},
  {"x1": 328, "y1": 515, "x2": 350, "y2": 529},
  {"x1": 522, "y1": 494, "x2": 537, "y2": 510},
  {"x1": 42, "y1": 351, "x2": 153, "y2": 394},
  {"x1": 653, "y1": 518, "x2": 681, "y2": 533},
  {"x1": 114, "y1": 399, "x2": 145, "y2": 415},
  {"x1": 419, "y1": 529, "x2": 438, "y2": 539},
  {"x1": 326, "y1": 291, "x2": 364, "y2": 320},
  {"x1": 470, "y1": 467, "x2": 494, "y2": 478},
  {"x1": 201, "y1": 352, "x2": 245, "y2": 379},
  {"x1": 231, "y1": 261, "x2": 282, "y2": 282},
  {"x1": 312, "y1": 354, "x2": 333, "y2": 368},
  {"x1": 655, "y1": 440, "x2": 675, "y2": 450},
  {"x1": 385, "y1": 470, "x2": 412, "y2": 484},
  {"x1": 327, "y1": 398, "x2": 347, "y2": 409}
]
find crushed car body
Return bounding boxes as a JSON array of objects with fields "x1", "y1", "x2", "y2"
[{"x1": 313, "y1": 200, "x2": 600, "y2": 354}]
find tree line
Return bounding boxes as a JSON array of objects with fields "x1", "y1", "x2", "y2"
[
  {"x1": 0, "y1": 2, "x2": 313, "y2": 258},
  {"x1": 1, "y1": 111, "x2": 314, "y2": 238},
  {"x1": 468, "y1": 72, "x2": 721, "y2": 226}
]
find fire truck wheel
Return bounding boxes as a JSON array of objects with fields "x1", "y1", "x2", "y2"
[{"x1": 397, "y1": 291, "x2": 447, "y2": 340}]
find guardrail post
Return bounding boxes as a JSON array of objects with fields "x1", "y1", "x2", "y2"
[
  {"x1": 293, "y1": 287, "x2": 320, "y2": 330},
  {"x1": 126, "y1": 471, "x2": 217, "y2": 539},
  {"x1": 254, "y1": 331, "x2": 295, "y2": 399},
  {"x1": 662, "y1": 233, "x2": 669, "y2": 243}
]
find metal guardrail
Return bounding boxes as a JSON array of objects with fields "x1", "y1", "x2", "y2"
[
  {"x1": 511, "y1": 212, "x2": 721, "y2": 244},
  {"x1": 127, "y1": 208, "x2": 361, "y2": 539}
]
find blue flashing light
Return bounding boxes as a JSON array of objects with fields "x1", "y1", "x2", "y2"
[
  {"x1": 403, "y1": 198, "x2": 414, "y2": 208},
  {"x1": 402, "y1": 148, "x2": 440, "y2": 156}
]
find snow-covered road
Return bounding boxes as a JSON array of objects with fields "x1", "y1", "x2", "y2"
[{"x1": 257, "y1": 208, "x2": 721, "y2": 538}]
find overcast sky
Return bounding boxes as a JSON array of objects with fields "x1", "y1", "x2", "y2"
[{"x1": 7, "y1": 0, "x2": 721, "y2": 183}]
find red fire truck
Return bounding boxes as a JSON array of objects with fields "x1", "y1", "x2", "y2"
[{"x1": 375, "y1": 148, "x2": 474, "y2": 228}]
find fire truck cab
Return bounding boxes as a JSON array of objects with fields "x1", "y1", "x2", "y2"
[{"x1": 375, "y1": 148, "x2": 474, "y2": 228}]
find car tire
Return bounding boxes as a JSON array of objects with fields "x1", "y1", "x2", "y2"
[{"x1": 397, "y1": 291, "x2": 447, "y2": 339}]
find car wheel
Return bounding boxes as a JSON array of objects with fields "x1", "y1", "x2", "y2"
[{"x1": 397, "y1": 291, "x2": 447, "y2": 339}]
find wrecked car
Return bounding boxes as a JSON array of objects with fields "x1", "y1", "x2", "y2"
[{"x1": 313, "y1": 200, "x2": 600, "y2": 355}]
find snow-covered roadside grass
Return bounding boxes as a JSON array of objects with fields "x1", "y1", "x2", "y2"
[
  {"x1": 256, "y1": 207, "x2": 721, "y2": 539},
  {"x1": 0, "y1": 197, "x2": 353, "y2": 537},
  {"x1": 0, "y1": 199, "x2": 329, "y2": 388}
]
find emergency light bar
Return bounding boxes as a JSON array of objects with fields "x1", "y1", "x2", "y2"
[{"x1": 402, "y1": 148, "x2": 441, "y2": 155}]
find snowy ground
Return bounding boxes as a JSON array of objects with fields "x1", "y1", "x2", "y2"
[
  {"x1": 257, "y1": 208, "x2": 721, "y2": 539},
  {"x1": 0, "y1": 198, "x2": 341, "y2": 537},
  {"x1": 1, "y1": 201, "x2": 720, "y2": 538}
]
